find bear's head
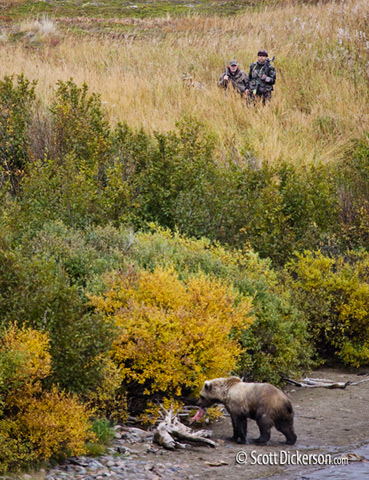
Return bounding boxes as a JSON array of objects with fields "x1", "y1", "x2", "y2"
[{"x1": 197, "y1": 377, "x2": 241, "y2": 407}]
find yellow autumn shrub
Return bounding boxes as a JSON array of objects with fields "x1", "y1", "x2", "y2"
[
  {"x1": 0, "y1": 389, "x2": 95, "y2": 471},
  {"x1": 17, "y1": 386, "x2": 95, "y2": 461},
  {"x1": 0, "y1": 324, "x2": 52, "y2": 410},
  {"x1": 87, "y1": 357, "x2": 127, "y2": 421},
  {"x1": 285, "y1": 250, "x2": 369, "y2": 367},
  {"x1": 0, "y1": 420, "x2": 36, "y2": 473},
  {"x1": 0, "y1": 325, "x2": 95, "y2": 472},
  {"x1": 91, "y1": 266, "x2": 253, "y2": 406}
]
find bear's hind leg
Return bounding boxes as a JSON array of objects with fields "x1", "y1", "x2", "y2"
[
  {"x1": 275, "y1": 419, "x2": 297, "y2": 445},
  {"x1": 254, "y1": 414, "x2": 272, "y2": 444}
]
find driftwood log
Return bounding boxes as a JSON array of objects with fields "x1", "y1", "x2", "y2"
[
  {"x1": 153, "y1": 408, "x2": 217, "y2": 450},
  {"x1": 286, "y1": 376, "x2": 369, "y2": 389}
]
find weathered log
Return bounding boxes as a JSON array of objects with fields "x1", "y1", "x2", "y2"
[
  {"x1": 154, "y1": 423, "x2": 177, "y2": 450},
  {"x1": 153, "y1": 408, "x2": 217, "y2": 450},
  {"x1": 285, "y1": 376, "x2": 369, "y2": 389}
]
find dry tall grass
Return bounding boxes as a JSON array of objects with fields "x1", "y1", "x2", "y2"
[{"x1": 0, "y1": 0, "x2": 368, "y2": 165}]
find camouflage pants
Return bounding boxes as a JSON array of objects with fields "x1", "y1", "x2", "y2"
[{"x1": 247, "y1": 91, "x2": 272, "y2": 105}]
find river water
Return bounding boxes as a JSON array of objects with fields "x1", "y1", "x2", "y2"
[{"x1": 293, "y1": 443, "x2": 369, "y2": 480}]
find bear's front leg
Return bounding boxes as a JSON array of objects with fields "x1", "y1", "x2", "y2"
[{"x1": 230, "y1": 413, "x2": 247, "y2": 444}]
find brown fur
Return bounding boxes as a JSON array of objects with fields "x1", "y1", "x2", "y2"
[{"x1": 198, "y1": 377, "x2": 297, "y2": 445}]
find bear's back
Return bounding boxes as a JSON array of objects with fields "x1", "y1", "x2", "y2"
[{"x1": 228, "y1": 381, "x2": 292, "y2": 413}]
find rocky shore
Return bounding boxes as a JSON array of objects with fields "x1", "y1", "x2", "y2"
[{"x1": 45, "y1": 426, "x2": 198, "y2": 480}]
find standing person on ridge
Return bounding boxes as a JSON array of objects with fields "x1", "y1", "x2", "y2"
[
  {"x1": 218, "y1": 59, "x2": 249, "y2": 96},
  {"x1": 246, "y1": 49, "x2": 276, "y2": 104}
]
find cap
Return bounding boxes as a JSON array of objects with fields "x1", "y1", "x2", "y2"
[
  {"x1": 258, "y1": 49, "x2": 268, "y2": 57},
  {"x1": 229, "y1": 59, "x2": 238, "y2": 66}
]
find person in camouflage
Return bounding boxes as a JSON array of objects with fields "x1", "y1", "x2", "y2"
[
  {"x1": 246, "y1": 49, "x2": 276, "y2": 104},
  {"x1": 218, "y1": 59, "x2": 249, "y2": 96}
]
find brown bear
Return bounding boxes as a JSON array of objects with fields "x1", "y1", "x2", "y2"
[{"x1": 196, "y1": 377, "x2": 296, "y2": 445}]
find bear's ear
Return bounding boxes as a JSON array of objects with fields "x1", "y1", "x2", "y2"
[{"x1": 204, "y1": 381, "x2": 212, "y2": 391}]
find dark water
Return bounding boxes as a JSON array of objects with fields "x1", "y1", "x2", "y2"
[{"x1": 294, "y1": 444, "x2": 369, "y2": 480}]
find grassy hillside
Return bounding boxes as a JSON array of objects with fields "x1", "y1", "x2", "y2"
[
  {"x1": 2, "y1": 0, "x2": 264, "y2": 19},
  {"x1": 1, "y1": 0, "x2": 368, "y2": 165}
]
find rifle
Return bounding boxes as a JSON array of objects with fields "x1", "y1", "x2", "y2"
[
  {"x1": 252, "y1": 56, "x2": 275, "y2": 96},
  {"x1": 224, "y1": 59, "x2": 229, "y2": 96}
]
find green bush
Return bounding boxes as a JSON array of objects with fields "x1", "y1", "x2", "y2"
[
  {"x1": 0, "y1": 74, "x2": 36, "y2": 195},
  {"x1": 16, "y1": 79, "x2": 115, "y2": 229},
  {"x1": 0, "y1": 233, "x2": 116, "y2": 396},
  {"x1": 133, "y1": 117, "x2": 222, "y2": 238},
  {"x1": 105, "y1": 122, "x2": 152, "y2": 225},
  {"x1": 18, "y1": 220, "x2": 131, "y2": 294},
  {"x1": 49, "y1": 79, "x2": 111, "y2": 166},
  {"x1": 334, "y1": 135, "x2": 369, "y2": 250},
  {"x1": 214, "y1": 159, "x2": 337, "y2": 265},
  {"x1": 19, "y1": 154, "x2": 106, "y2": 229},
  {"x1": 91, "y1": 418, "x2": 116, "y2": 444}
]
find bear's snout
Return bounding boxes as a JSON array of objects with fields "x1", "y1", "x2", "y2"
[{"x1": 197, "y1": 395, "x2": 210, "y2": 408}]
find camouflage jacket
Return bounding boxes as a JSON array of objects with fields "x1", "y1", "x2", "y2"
[
  {"x1": 248, "y1": 61, "x2": 276, "y2": 94},
  {"x1": 218, "y1": 68, "x2": 249, "y2": 94}
]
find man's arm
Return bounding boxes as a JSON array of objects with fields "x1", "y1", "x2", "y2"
[
  {"x1": 268, "y1": 65, "x2": 276, "y2": 84},
  {"x1": 248, "y1": 63, "x2": 254, "y2": 81},
  {"x1": 262, "y1": 64, "x2": 276, "y2": 85},
  {"x1": 218, "y1": 71, "x2": 228, "y2": 88},
  {"x1": 245, "y1": 65, "x2": 253, "y2": 95},
  {"x1": 243, "y1": 71, "x2": 250, "y2": 92}
]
